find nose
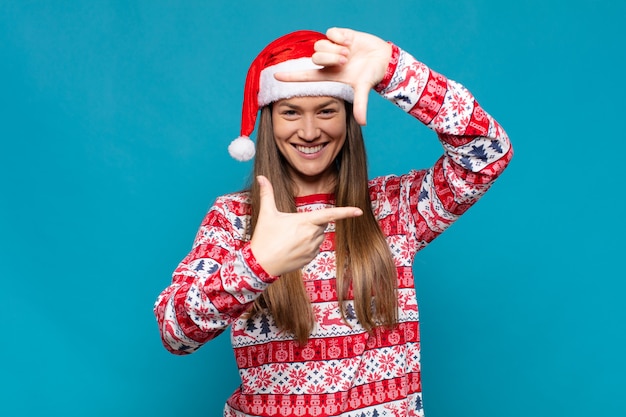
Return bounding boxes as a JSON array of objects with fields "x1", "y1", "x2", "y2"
[{"x1": 297, "y1": 115, "x2": 321, "y2": 142}]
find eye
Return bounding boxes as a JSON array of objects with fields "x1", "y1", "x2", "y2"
[
  {"x1": 280, "y1": 109, "x2": 300, "y2": 119},
  {"x1": 318, "y1": 108, "x2": 338, "y2": 118}
]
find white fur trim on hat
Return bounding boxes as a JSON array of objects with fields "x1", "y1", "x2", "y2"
[
  {"x1": 258, "y1": 57, "x2": 354, "y2": 106},
  {"x1": 228, "y1": 136, "x2": 256, "y2": 162}
]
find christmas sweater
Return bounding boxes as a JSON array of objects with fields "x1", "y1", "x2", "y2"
[{"x1": 154, "y1": 44, "x2": 513, "y2": 417}]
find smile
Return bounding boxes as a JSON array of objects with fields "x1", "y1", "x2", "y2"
[{"x1": 295, "y1": 144, "x2": 325, "y2": 154}]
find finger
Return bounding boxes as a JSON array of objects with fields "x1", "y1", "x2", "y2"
[
  {"x1": 352, "y1": 83, "x2": 371, "y2": 125},
  {"x1": 311, "y1": 51, "x2": 347, "y2": 67},
  {"x1": 256, "y1": 175, "x2": 278, "y2": 214},
  {"x1": 307, "y1": 206, "x2": 363, "y2": 226},
  {"x1": 325, "y1": 27, "x2": 354, "y2": 47},
  {"x1": 314, "y1": 39, "x2": 350, "y2": 57},
  {"x1": 274, "y1": 69, "x2": 328, "y2": 83}
]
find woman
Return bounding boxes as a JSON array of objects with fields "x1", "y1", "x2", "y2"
[{"x1": 154, "y1": 27, "x2": 513, "y2": 417}]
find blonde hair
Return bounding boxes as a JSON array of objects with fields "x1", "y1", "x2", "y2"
[{"x1": 247, "y1": 103, "x2": 398, "y2": 344}]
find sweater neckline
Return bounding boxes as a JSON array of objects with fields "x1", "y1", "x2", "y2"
[{"x1": 294, "y1": 193, "x2": 335, "y2": 207}]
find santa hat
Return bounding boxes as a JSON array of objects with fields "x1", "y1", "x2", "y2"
[{"x1": 228, "y1": 30, "x2": 354, "y2": 161}]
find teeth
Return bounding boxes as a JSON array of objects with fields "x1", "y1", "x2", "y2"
[{"x1": 296, "y1": 144, "x2": 324, "y2": 154}]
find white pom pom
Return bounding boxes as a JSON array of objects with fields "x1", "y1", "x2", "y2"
[{"x1": 228, "y1": 136, "x2": 255, "y2": 161}]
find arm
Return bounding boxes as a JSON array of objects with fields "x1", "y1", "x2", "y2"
[
  {"x1": 153, "y1": 195, "x2": 277, "y2": 355},
  {"x1": 154, "y1": 181, "x2": 363, "y2": 355},
  {"x1": 373, "y1": 43, "x2": 513, "y2": 245}
]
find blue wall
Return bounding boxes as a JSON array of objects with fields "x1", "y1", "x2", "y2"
[{"x1": 1, "y1": 1, "x2": 624, "y2": 416}]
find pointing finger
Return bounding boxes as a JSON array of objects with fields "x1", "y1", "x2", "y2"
[
  {"x1": 307, "y1": 206, "x2": 363, "y2": 226},
  {"x1": 274, "y1": 69, "x2": 323, "y2": 83}
]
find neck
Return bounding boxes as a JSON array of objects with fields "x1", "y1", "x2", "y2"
[{"x1": 292, "y1": 170, "x2": 337, "y2": 197}]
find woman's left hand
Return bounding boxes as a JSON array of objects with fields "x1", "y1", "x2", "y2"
[{"x1": 274, "y1": 27, "x2": 392, "y2": 126}]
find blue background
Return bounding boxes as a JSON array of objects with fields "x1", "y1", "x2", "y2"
[{"x1": 1, "y1": 1, "x2": 625, "y2": 416}]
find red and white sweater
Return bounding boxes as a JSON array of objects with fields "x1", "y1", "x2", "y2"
[{"x1": 154, "y1": 44, "x2": 513, "y2": 417}]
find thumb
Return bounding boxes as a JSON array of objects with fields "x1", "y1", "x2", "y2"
[
  {"x1": 352, "y1": 83, "x2": 370, "y2": 125},
  {"x1": 257, "y1": 175, "x2": 278, "y2": 214}
]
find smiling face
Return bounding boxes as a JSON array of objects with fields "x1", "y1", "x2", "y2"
[{"x1": 271, "y1": 96, "x2": 347, "y2": 196}]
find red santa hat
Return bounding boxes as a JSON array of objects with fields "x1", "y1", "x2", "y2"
[{"x1": 228, "y1": 30, "x2": 355, "y2": 161}]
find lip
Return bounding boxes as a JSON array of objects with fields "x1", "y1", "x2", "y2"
[{"x1": 292, "y1": 143, "x2": 327, "y2": 158}]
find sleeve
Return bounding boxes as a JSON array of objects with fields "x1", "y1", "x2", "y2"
[
  {"x1": 153, "y1": 197, "x2": 278, "y2": 355},
  {"x1": 373, "y1": 44, "x2": 513, "y2": 250}
]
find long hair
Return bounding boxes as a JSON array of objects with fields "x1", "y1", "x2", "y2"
[{"x1": 247, "y1": 102, "x2": 398, "y2": 344}]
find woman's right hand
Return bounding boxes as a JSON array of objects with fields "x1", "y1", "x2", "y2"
[{"x1": 249, "y1": 175, "x2": 362, "y2": 277}]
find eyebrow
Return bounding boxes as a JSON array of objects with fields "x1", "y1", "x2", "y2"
[{"x1": 276, "y1": 98, "x2": 340, "y2": 111}]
